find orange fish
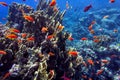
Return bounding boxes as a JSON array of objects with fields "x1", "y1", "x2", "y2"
[
  {"x1": 81, "y1": 75, "x2": 87, "y2": 79},
  {"x1": 0, "y1": 50, "x2": 6, "y2": 55},
  {"x1": 6, "y1": 34, "x2": 18, "y2": 39},
  {"x1": 113, "y1": 29, "x2": 118, "y2": 33},
  {"x1": 109, "y1": 0, "x2": 115, "y2": 3},
  {"x1": 49, "y1": 0, "x2": 56, "y2": 6},
  {"x1": 49, "y1": 70, "x2": 54, "y2": 75},
  {"x1": 82, "y1": 61, "x2": 87, "y2": 67},
  {"x1": 66, "y1": 1, "x2": 70, "y2": 9},
  {"x1": 17, "y1": 39, "x2": 22, "y2": 44},
  {"x1": 27, "y1": 36, "x2": 35, "y2": 41},
  {"x1": 47, "y1": 35, "x2": 54, "y2": 40},
  {"x1": 93, "y1": 36, "x2": 98, "y2": 39},
  {"x1": 103, "y1": 15, "x2": 109, "y2": 19},
  {"x1": 87, "y1": 59, "x2": 94, "y2": 65},
  {"x1": 96, "y1": 69, "x2": 104, "y2": 75},
  {"x1": 81, "y1": 37, "x2": 88, "y2": 41},
  {"x1": 93, "y1": 39, "x2": 100, "y2": 43},
  {"x1": 2, "y1": 72, "x2": 10, "y2": 80},
  {"x1": 49, "y1": 52, "x2": 55, "y2": 56},
  {"x1": 57, "y1": 25, "x2": 64, "y2": 31},
  {"x1": 90, "y1": 29, "x2": 95, "y2": 34},
  {"x1": 68, "y1": 51, "x2": 78, "y2": 56},
  {"x1": 68, "y1": 36, "x2": 74, "y2": 41},
  {"x1": 48, "y1": 70, "x2": 55, "y2": 79},
  {"x1": 9, "y1": 28, "x2": 20, "y2": 33},
  {"x1": 23, "y1": 15, "x2": 34, "y2": 22},
  {"x1": 89, "y1": 78, "x2": 93, "y2": 80},
  {"x1": 101, "y1": 59, "x2": 109, "y2": 64},
  {"x1": 0, "y1": 2, "x2": 8, "y2": 7},
  {"x1": 53, "y1": 6, "x2": 58, "y2": 12},
  {"x1": 41, "y1": 27, "x2": 48, "y2": 33},
  {"x1": 91, "y1": 21, "x2": 96, "y2": 25},
  {"x1": 96, "y1": 61, "x2": 100, "y2": 64},
  {"x1": 88, "y1": 25, "x2": 93, "y2": 31},
  {"x1": 21, "y1": 33, "x2": 27, "y2": 38}
]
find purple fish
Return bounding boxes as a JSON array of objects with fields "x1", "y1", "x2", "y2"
[
  {"x1": 84, "y1": 4, "x2": 92, "y2": 12},
  {"x1": 61, "y1": 72, "x2": 71, "y2": 80},
  {"x1": 22, "y1": 0, "x2": 26, "y2": 1}
]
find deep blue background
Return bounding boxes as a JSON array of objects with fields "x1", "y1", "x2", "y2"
[{"x1": 0, "y1": 0, "x2": 120, "y2": 23}]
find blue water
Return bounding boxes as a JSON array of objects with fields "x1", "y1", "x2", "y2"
[{"x1": 1, "y1": 0, "x2": 120, "y2": 23}]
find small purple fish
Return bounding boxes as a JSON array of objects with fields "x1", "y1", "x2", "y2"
[
  {"x1": 61, "y1": 72, "x2": 71, "y2": 80},
  {"x1": 22, "y1": 0, "x2": 26, "y2": 1},
  {"x1": 84, "y1": 4, "x2": 92, "y2": 12}
]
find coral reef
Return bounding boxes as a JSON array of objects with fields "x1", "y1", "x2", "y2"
[{"x1": 0, "y1": 0, "x2": 82, "y2": 80}]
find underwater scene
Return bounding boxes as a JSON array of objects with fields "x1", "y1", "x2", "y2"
[{"x1": 0, "y1": 0, "x2": 120, "y2": 80}]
